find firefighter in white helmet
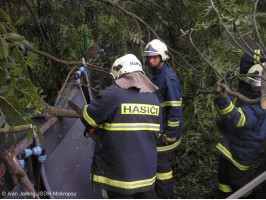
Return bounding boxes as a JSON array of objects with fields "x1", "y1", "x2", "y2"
[
  {"x1": 244, "y1": 63, "x2": 264, "y2": 91},
  {"x1": 143, "y1": 39, "x2": 183, "y2": 198},
  {"x1": 214, "y1": 63, "x2": 266, "y2": 198},
  {"x1": 81, "y1": 54, "x2": 162, "y2": 198}
]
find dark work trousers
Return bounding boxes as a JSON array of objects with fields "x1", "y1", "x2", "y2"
[
  {"x1": 217, "y1": 155, "x2": 255, "y2": 199},
  {"x1": 155, "y1": 150, "x2": 174, "y2": 199},
  {"x1": 106, "y1": 189, "x2": 157, "y2": 199}
]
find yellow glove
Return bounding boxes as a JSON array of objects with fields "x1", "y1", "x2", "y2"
[{"x1": 162, "y1": 134, "x2": 176, "y2": 145}]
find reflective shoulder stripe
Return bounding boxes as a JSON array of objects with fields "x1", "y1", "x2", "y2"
[
  {"x1": 161, "y1": 100, "x2": 182, "y2": 107},
  {"x1": 218, "y1": 183, "x2": 232, "y2": 193},
  {"x1": 83, "y1": 105, "x2": 98, "y2": 127},
  {"x1": 218, "y1": 102, "x2": 246, "y2": 127},
  {"x1": 216, "y1": 143, "x2": 249, "y2": 171},
  {"x1": 236, "y1": 108, "x2": 246, "y2": 127},
  {"x1": 168, "y1": 120, "x2": 179, "y2": 127},
  {"x1": 157, "y1": 137, "x2": 181, "y2": 152},
  {"x1": 92, "y1": 174, "x2": 156, "y2": 189},
  {"x1": 219, "y1": 101, "x2": 234, "y2": 115},
  {"x1": 156, "y1": 171, "x2": 173, "y2": 180},
  {"x1": 254, "y1": 49, "x2": 260, "y2": 64},
  {"x1": 99, "y1": 123, "x2": 160, "y2": 131}
]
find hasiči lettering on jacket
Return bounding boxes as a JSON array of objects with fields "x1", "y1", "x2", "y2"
[{"x1": 121, "y1": 103, "x2": 159, "y2": 116}]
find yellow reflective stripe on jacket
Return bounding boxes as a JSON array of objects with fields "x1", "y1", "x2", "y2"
[
  {"x1": 218, "y1": 101, "x2": 234, "y2": 115},
  {"x1": 99, "y1": 123, "x2": 160, "y2": 131},
  {"x1": 237, "y1": 108, "x2": 246, "y2": 127},
  {"x1": 218, "y1": 183, "x2": 232, "y2": 193},
  {"x1": 156, "y1": 171, "x2": 173, "y2": 180},
  {"x1": 254, "y1": 49, "x2": 260, "y2": 64},
  {"x1": 83, "y1": 105, "x2": 98, "y2": 127},
  {"x1": 92, "y1": 174, "x2": 156, "y2": 189},
  {"x1": 168, "y1": 120, "x2": 179, "y2": 127},
  {"x1": 161, "y1": 100, "x2": 182, "y2": 107},
  {"x1": 157, "y1": 137, "x2": 181, "y2": 152},
  {"x1": 216, "y1": 143, "x2": 249, "y2": 171}
]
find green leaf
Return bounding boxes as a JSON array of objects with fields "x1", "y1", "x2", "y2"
[
  {"x1": 36, "y1": 129, "x2": 44, "y2": 142},
  {"x1": 0, "y1": 8, "x2": 11, "y2": 24},
  {"x1": 14, "y1": 41, "x2": 25, "y2": 51},
  {"x1": 14, "y1": 17, "x2": 27, "y2": 26},
  {"x1": 26, "y1": 128, "x2": 33, "y2": 141},
  {"x1": 0, "y1": 62, "x2": 17, "y2": 69},
  {"x1": 0, "y1": 96, "x2": 24, "y2": 125},
  {"x1": 0, "y1": 85, "x2": 9, "y2": 95},
  {"x1": 22, "y1": 40, "x2": 32, "y2": 47},
  {"x1": 7, "y1": 78, "x2": 15, "y2": 97},
  {"x1": 0, "y1": 23, "x2": 7, "y2": 34},
  {"x1": 5, "y1": 33, "x2": 25, "y2": 41},
  {"x1": 10, "y1": 67, "x2": 23, "y2": 77},
  {"x1": 0, "y1": 37, "x2": 9, "y2": 60}
]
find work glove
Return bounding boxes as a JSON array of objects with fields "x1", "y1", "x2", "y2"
[
  {"x1": 158, "y1": 131, "x2": 176, "y2": 145},
  {"x1": 213, "y1": 86, "x2": 227, "y2": 99}
]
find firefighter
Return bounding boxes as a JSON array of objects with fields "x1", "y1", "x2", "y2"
[
  {"x1": 81, "y1": 54, "x2": 162, "y2": 199},
  {"x1": 238, "y1": 49, "x2": 265, "y2": 99},
  {"x1": 214, "y1": 63, "x2": 266, "y2": 198},
  {"x1": 143, "y1": 39, "x2": 183, "y2": 198}
]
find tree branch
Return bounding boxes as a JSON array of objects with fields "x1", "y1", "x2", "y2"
[
  {"x1": 42, "y1": 100, "x2": 79, "y2": 118},
  {"x1": 0, "y1": 151, "x2": 39, "y2": 198},
  {"x1": 188, "y1": 29, "x2": 224, "y2": 80},
  {"x1": 22, "y1": 0, "x2": 47, "y2": 49},
  {"x1": 217, "y1": 80, "x2": 260, "y2": 104},
  {"x1": 210, "y1": 0, "x2": 266, "y2": 72},
  {"x1": 0, "y1": 124, "x2": 32, "y2": 134},
  {"x1": 24, "y1": 44, "x2": 109, "y2": 73}
]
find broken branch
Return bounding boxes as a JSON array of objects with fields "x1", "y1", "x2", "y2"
[{"x1": 0, "y1": 124, "x2": 33, "y2": 134}]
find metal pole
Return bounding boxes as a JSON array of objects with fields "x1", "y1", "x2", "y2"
[{"x1": 227, "y1": 171, "x2": 266, "y2": 199}]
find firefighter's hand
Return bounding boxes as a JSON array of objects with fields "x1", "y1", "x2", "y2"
[
  {"x1": 83, "y1": 128, "x2": 97, "y2": 141},
  {"x1": 158, "y1": 132, "x2": 176, "y2": 145},
  {"x1": 162, "y1": 134, "x2": 176, "y2": 145},
  {"x1": 213, "y1": 86, "x2": 227, "y2": 99}
]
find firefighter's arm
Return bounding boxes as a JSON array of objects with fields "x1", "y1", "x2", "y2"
[
  {"x1": 67, "y1": 100, "x2": 98, "y2": 140},
  {"x1": 163, "y1": 78, "x2": 182, "y2": 144},
  {"x1": 214, "y1": 96, "x2": 264, "y2": 129}
]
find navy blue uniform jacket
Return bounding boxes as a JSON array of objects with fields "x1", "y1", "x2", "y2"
[
  {"x1": 151, "y1": 63, "x2": 183, "y2": 152},
  {"x1": 81, "y1": 84, "x2": 162, "y2": 194},
  {"x1": 215, "y1": 96, "x2": 266, "y2": 171}
]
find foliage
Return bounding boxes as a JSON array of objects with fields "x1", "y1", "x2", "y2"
[{"x1": 0, "y1": 8, "x2": 43, "y2": 142}]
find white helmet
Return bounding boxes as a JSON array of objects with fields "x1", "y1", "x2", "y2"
[
  {"x1": 143, "y1": 39, "x2": 169, "y2": 61},
  {"x1": 244, "y1": 63, "x2": 264, "y2": 86},
  {"x1": 110, "y1": 54, "x2": 143, "y2": 79}
]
